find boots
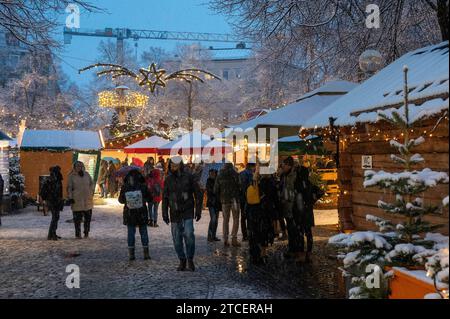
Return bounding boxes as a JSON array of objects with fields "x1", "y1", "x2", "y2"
[
  {"x1": 143, "y1": 247, "x2": 151, "y2": 260},
  {"x1": 128, "y1": 248, "x2": 136, "y2": 261},
  {"x1": 224, "y1": 240, "x2": 230, "y2": 247},
  {"x1": 279, "y1": 231, "x2": 288, "y2": 241},
  {"x1": 187, "y1": 259, "x2": 195, "y2": 272},
  {"x1": 232, "y1": 238, "x2": 241, "y2": 247},
  {"x1": 177, "y1": 258, "x2": 187, "y2": 271}
]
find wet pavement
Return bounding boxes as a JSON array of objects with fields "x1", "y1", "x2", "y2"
[{"x1": 0, "y1": 201, "x2": 343, "y2": 299}]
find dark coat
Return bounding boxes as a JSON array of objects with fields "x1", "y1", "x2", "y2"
[
  {"x1": 0, "y1": 174, "x2": 4, "y2": 202},
  {"x1": 214, "y1": 164, "x2": 240, "y2": 204},
  {"x1": 40, "y1": 169, "x2": 64, "y2": 211},
  {"x1": 119, "y1": 173, "x2": 151, "y2": 226},
  {"x1": 162, "y1": 163, "x2": 203, "y2": 223},
  {"x1": 239, "y1": 168, "x2": 253, "y2": 204},
  {"x1": 206, "y1": 177, "x2": 221, "y2": 210},
  {"x1": 295, "y1": 166, "x2": 322, "y2": 229}
]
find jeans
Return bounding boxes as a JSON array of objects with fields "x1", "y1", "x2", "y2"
[
  {"x1": 148, "y1": 201, "x2": 159, "y2": 222},
  {"x1": 73, "y1": 210, "x2": 92, "y2": 237},
  {"x1": 208, "y1": 207, "x2": 219, "y2": 239},
  {"x1": 127, "y1": 224, "x2": 149, "y2": 248},
  {"x1": 48, "y1": 208, "x2": 60, "y2": 238},
  {"x1": 171, "y1": 218, "x2": 195, "y2": 260},
  {"x1": 222, "y1": 200, "x2": 240, "y2": 241}
]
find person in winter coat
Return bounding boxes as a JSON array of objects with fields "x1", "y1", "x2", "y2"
[
  {"x1": 162, "y1": 156, "x2": 203, "y2": 271},
  {"x1": 97, "y1": 160, "x2": 108, "y2": 198},
  {"x1": 119, "y1": 169, "x2": 152, "y2": 261},
  {"x1": 67, "y1": 161, "x2": 95, "y2": 239},
  {"x1": 206, "y1": 169, "x2": 221, "y2": 242},
  {"x1": 146, "y1": 168, "x2": 164, "y2": 227},
  {"x1": 0, "y1": 174, "x2": 4, "y2": 226},
  {"x1": 239, "y1": 163, "x2": 256, "y2": 241},
  {"x1": 214, "y1": 162, "x2": 241, "y2": 247},
  {"x1": 143, "y1": 157, "x2": 155, "y2": 178},
  {"x1": 295, "y1": 165, "x2": 322, "y2": 262},
  {"x1": 106, "y1": 161, "x2": 118, "y2": 197},
  {"x1": 40, "y1": 166, "x2": 64, "y2": 240},
  {"x1": 279, "y1": 156, "x2": 302, "y2": 261},
  {"x1": 258, "y1": 174, "x2": 278, "y2": 251}
]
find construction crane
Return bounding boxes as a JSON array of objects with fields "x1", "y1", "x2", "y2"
[{"x1": 63, "y1": 27, "x2": 252, "y2": 64}]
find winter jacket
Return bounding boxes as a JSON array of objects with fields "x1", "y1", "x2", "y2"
[
  {"x1": 98, "y1": 164, "x2": 108, "y2": 184},
  {"x1": 206, "y1": 177, "x2": 221, "y2": 210},
  {"x1": 146, "y1": 169, "x2": 164, "y2": 203},
  {"x1": 260, "y1": 175, "x2": 280, "y2": 220},
  {"x1": 162, "y1": 163, "x2": 203, "y2": 223},
  {"x1": 295, "y1": 166, "x2": 322, "y2": 228},
  {"x1": 143, "y1": 161, "x2": 154, "y2": 178},
  {"x1": 40, "y1": 176, "x2": 64, "y2": 211},
  {"x1": 239, "y1": 169, "x2": 253, "y2": 204},
  {"x1": 119, "y1": 181, "x2": 151, "y2": 226},
  {"x1": 214, "y1": 164, "x2": 241, "y2": 205},
  {"x1": 67, "y1": 171, "x2": 94, "y2": 212},
  {"x1": 279, "y1": 168, "x2": 298, "y2": 219}
]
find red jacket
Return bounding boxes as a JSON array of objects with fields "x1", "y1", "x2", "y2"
[{"x1": 146, "y1": 169, "x2": 164, "y2": 203}]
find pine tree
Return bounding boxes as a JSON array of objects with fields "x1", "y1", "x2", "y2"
[
  {"x1": 109, "y1": 112, "x2": 120, "y2": 137},
  {"x1": 8, "y1": 147, "x2": 25, "y2": 207},
  {"x1": 126, "y1": 112, "x2": 136, "y2": 133}
]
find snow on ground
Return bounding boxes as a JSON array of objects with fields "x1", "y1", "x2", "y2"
[{"x1": 0, "y1": 201, "x2": 339, "y2": 299}]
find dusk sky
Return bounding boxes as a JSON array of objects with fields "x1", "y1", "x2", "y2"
[{"x1": 56, "y1": 0, "x2": 235, "y2": 86}]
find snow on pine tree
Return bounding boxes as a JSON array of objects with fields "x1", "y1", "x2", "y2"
[
  {"x1": 329, "y1": 66, "x2": 449, "y2": 299},
  {"x1": 109, "y1": 112, "x2": 121, "y2": 137},
  {"x1": 8, "y1": 146, "x2": 25, "y2": 208}
]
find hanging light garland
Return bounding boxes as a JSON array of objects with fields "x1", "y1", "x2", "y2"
[{"x1": 79, "y1": 62, "x2": 221, "y2": 93}]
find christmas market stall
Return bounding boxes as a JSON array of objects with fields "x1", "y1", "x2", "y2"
[
  {"x1": 19, "y1": 129, "x2": 104, "y2": 199},
  {"x1": 124, "y1": 135, "x2": 169, "y2": 165},
  {"x1": 228, "y1": 80, "x2": 357, "y2": 165},
  {"x1": 302, "y1": 41, "x2": 449, "y2": 234}
]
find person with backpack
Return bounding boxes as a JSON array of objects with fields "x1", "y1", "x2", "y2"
[
  {"x1": 214, "y1": 162, "x2": 241, "y2": 247},
  {"x1": 40, "y1": 166, "x2": 64, "y2": 240},
  {"x1": 206, "y1": 169, "x2": 221, "y2": 242},
  {"x1": 119, "y1": 169, "x2": 152, "y2": 261},
  {"x1": 146, "y1": 168, "x2": 164, "y2": 227}
]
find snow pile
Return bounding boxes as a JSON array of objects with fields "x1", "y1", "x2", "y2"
[{"x1": 329, "y1": 231, "x2": 392, "y2": 250}]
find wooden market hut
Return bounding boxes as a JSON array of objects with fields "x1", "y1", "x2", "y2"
[
  {"x1": 301, "y1": 41, "x2": 449, "y2": 234},
  {"x1": 20, "y1": 129, "x2": 103, "y2": 199},
  {"x1": 227, "y1": 80, "x2": 357, "y2": 164}
]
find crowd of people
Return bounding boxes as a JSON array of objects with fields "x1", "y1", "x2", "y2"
[{"x1": 34, "y1": 154, "x2": 323, "y2": 272}]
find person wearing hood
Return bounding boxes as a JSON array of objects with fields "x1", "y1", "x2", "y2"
[
  {"x1": 162, "y1": 156, "x2": 203, "y2": 272},
  {"x1": 214, "y1": 162, "x2": 241, "y2": 247},
  {"x1": 119, "y1": 169, "x2": 152, "y2": 261},
  {"x1": 40, "y1": 166, "x2": 64, "y2": 240},
  {"x1": 67, "y1": 161, "x2": 95, "y2": 239},
  {"x1": 146, "y1": 168, "x2": 164, "y2": 227}
]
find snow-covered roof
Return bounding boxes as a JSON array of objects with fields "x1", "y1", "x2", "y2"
[
  {"x1": 124, "y1": 135, "x2": 169, "y2": 153},
  {"x1": 303, "y1": 41, "x2": 449, "y2": 128},
  {"x1": 20, "y1": 129, "x2": 103, "y2": 151},
  {"x1": 232, "y1": 80, "x2": 357, "y2": 130},
  {"x1": 211, "y1": 49, "x2": 253, "y2": 61}
]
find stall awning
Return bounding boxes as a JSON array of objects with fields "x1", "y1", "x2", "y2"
[
  {"x1": 158, "y1": 132, "x2": 232, "y2": 156},
  {"x1": 124, "y1": 135, "x2": 169, "y2": 154}
]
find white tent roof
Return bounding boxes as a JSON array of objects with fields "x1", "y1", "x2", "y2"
[
  {"x1": 303, "y1": 41, "x2": 449, "y2": 128},
  {"x1": 159, "y1": 132, "x2": 232, "y2": 152},
  {"x1": 124, "y1": 135, "x2": 169, "y2": 150},
  {"x1": 20, "y1": 129, "x2": 103, "y2": 151},
  {"x1": 232, "y1": 80, "x2": 357, "y2": 130}
]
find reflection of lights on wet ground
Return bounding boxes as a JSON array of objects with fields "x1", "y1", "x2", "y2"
[{"x1": 236, "y1": 256, "x2": 246, "y2": 273}]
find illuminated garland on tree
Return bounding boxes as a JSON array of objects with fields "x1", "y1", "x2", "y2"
[{"x1": 79, "y1": 62, "x2": 221, "y2": 93}]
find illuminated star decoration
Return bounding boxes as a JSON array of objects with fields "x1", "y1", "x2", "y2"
[{"x1": 79, "y1": 63, "x2": 221, "y2": 93}]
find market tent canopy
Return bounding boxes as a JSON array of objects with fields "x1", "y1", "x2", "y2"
[
  {"x1": 158, "y1": 132, "x2": 232, "y2": 155},
  {"x1": 302, "y1": 41, "x2": 449, "y2": 129},
  {"x1": 124, "y1": 135, "x2": 169, "y2": 154},
  {"x1": 231, "y1": 80, "x2": 357, "y2": 131},
  {"x1": 20, "y1": 129, "x2": 103, "y2": 151}
]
